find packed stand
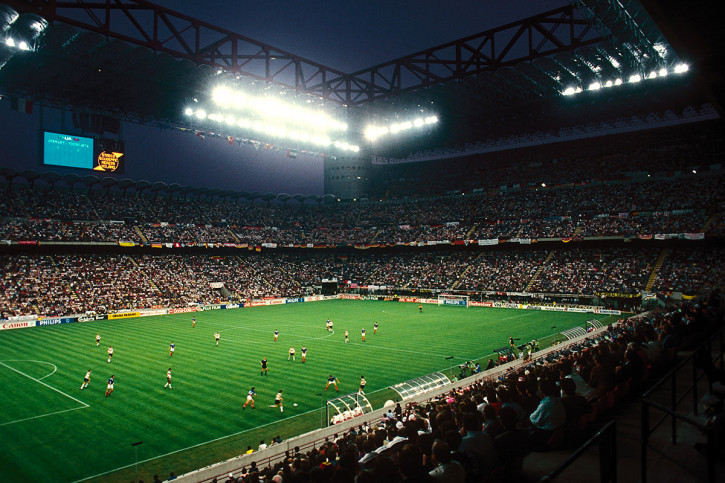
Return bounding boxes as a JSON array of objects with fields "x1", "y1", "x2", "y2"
[{"x1": 219, "y1": 293, "x2": 723, "y2": 483}]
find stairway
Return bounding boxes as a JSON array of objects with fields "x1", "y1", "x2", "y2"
[
  {"x1": 645, "y1": 248, "x2": 671, "y2": 291},
  {"x1": 701, "y1": 213, "x2": 719, "y2": 233},
  {"x1": 524, "y1": 250, "x2": 555, "y2": 292},
  {"x1": 134, "y1": 225, "x2": 148, "y2": 244},
  {"x1": 451, "y1": 252, "x2": 482, "y2": 290},
  {"x1": 228, "y1": 228, "x2": 241, "y2": 244},
  {"x1": 128, "y1": 255, "x2": 160, "y2": 292},
  {"x1": 464, "y1": 224, "x2": 478, "y2": 239}
]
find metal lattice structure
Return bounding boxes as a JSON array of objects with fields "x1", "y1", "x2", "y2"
[
  {"x1": 2, "y1": 1, "x2": 676, "y2": 106},
  {"x1": 326, "y1": 392, "x2": 373, "y2": 426},
  {"x1": 560, "y1": 326, "x2": 588, "y2": 340},
  {"x1": 0, "y1": 0, "x2": 697, "y2": 154},
  {"x1": 389, "y1": 372, "x2": 450, "y2": 400}
]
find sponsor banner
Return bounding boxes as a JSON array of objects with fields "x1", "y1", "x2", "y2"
[
  {"x1": 684, "y1": 232, "x2": 705, "y2": 240},
  {"x1": 168, "y1": 307, "x2": 199, "y2": 314},
  {"x1": 339, "y1": 294, "x2": 361, "y2": 301},
  {"x1": 225, "y1": 303, "x2": 240, "y2": 309},
  {"x1": 78, "y1": 314, "x2": 106, "y2": 322},
  {"x1": 37, "y1": 317, "x2": 76, "y2": 326},
  {"x1": 285, "y1": 298, "x2": 304, "y2": 304},
  {"x1": 201, "y1": 304, "x2": 223, "y2": 311},
  {"x1": 398, "y1": 297, "x2": 419, "y2": 303},
  {"x1": 478, "y1": 238, "x2": 499, "y2": 246},
  {"x1": 596, "y1": 292, "x2": 640, "y2": 299},
  {"x1": 594, "y1": 309, "x2": 621, "y2": 315},
  {"x1": 442, "y1": 299, "x2": 467, "y2": 306},
  {"x1": 305, "y1": 295, "x2": 327, "y2": 302},
  {"x1": 266, "y1": 299, "x2": 285, "y2": 306},
  {"x1": 0, "y1": 320, "x2": 36, "y2": 330},
  {"x1": 209, "y1": 282, "x2": 224, "y2": 289},
  {"x1": 248, "y1": 301, "x2": 267, "y2": 307},
  {"x1": 567, "y1": 308, "x2": 589, "y2": 313},
  {"x1": 541, "y1": 306, "x2": 568, "y2": 312},
  {"x1": 139, "y1": 309, "x2": 168, "y2": 317},
  {"x1": 108, "y1": 311, "x2": 140, "y2": 320},
  {"x1": 6, "y1": 315, "x2": 38, "y2": 322}
]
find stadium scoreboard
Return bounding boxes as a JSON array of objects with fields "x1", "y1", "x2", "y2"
[{"x1": 43, "y1": 131, "x2": 125, "y2": 174}]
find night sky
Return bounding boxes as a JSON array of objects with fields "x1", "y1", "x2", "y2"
[{"x1": 0, "y1": 1, "x2": 567, "y2": 195}]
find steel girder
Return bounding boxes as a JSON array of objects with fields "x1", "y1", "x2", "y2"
[{"x1": 5, "y1": 1, "x2": 606, "y2": 106}]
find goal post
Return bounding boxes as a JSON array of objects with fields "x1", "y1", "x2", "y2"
[{"x1": 437, "y1": 294, "x2": 469, "y2": 307}]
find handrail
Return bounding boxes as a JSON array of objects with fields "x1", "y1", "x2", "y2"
[
  {"x1": 541, "y1": 420, "x2": 617, "y2": 482},
  {"x1": 639, "y1": 399, "x2": 708, "y2": 432},
  {"x1": 640, "y1": 326, "x2": 724, "y2": 483}
]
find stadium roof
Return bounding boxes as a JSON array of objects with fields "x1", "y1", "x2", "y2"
[{"x1": 0, "y1": 0, "x2": 718, "y2": 156}]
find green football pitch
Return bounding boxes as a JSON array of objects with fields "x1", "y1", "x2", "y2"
[{"x1": 0, "y1": 300, "x2": 616, "y2": 482}]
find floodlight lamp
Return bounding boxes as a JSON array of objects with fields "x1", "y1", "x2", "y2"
[
  {"x1": 208, "y1": 114, "x2": 218, "y2": 121},
  {"x1": 5, "y1": 37, "x2": 15, "y2": 47},
  {"x1": 588, "y1": 82, "x2": 601, "y2": 91},
  {"x1": 184, "y1": 107, "x2": 193, "y2": 116},
  {"x1": 648, "y1": 71, "x2": 658, "y2": 79},
  {"x1": 562, "y1": 87, "x2": 577, "y2": 96},
  {"x1": 604, "y1": 80, "x2": 613, "y2": 87},
  {"x1": 413, "y1": 118, "x2": 424, "y2": 127},
  {"x1": 18, "y1": 41, "x2": 30, "y2": 51},
  {"x1": 425, "y1": 116, "x2": 438, "y2": 124},
  {"x1": 225, "y1": 115, "x2": 236, "y2": 125},
  {"x1": 629, "y1": 74, "x2": 642, "y2": 83},
  {"x1": 674, "y1": 64, "x2": 689, "y2": 74},
  {"x1": 364, "y1": 127, "x2": 380, "y2": 140},
  {"x1": 400, "y1": 121, "x2": 413, "y2": 130},
  {"x1": 614, "y1": 79, "x2": 623, "y2": 86},
  {"x1": 659, "y1": 68, "x2": 668, "y2": 77},
  {"x1": 195, "y1": 110, "x2": 207, "y2": 120},
  {"x1": 211, "y1": 86, "x2": 233, "y2": 106},
  {"x1": 233, "y1": 93, "x2": 247, "y2": 109}
]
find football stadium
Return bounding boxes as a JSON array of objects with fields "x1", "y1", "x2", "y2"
[{"x1": 0, "y1": 1, "x2": 724, "y2": 482}]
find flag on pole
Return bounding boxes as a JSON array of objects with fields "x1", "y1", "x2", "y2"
[{"x1": 10, "y1": 96, "x2": 34, "y2": 114}]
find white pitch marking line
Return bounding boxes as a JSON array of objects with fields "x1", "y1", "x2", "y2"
[
  {"x1": 0, "y1": 406, "x2": 87, "y2": 427},
  {"x1": 2, "y1": 359, "x2": 58, "y2": 380},
  {"x1": 0, "y1": 360, "x2": 89, "y2": 408}
]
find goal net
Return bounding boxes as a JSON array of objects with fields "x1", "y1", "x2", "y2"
[{"x1": 437, "y1": 294, "x2": 469, "y2": 307}]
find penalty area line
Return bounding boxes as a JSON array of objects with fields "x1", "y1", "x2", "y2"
[{"x1": 0, "y1": 360, "x2": 89, "y2": 408}]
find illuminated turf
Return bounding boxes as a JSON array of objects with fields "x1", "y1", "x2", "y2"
[{"x1": 0, "y1": 300, "x2": 615, "y2": 482}]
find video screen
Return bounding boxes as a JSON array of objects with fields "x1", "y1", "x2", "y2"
[
  {"x1": 43, "y1": 131, "x2": 125, "y2": 174},
  {"x1": 43, "y1": 131, "x2": 94, "y2": 169}
]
